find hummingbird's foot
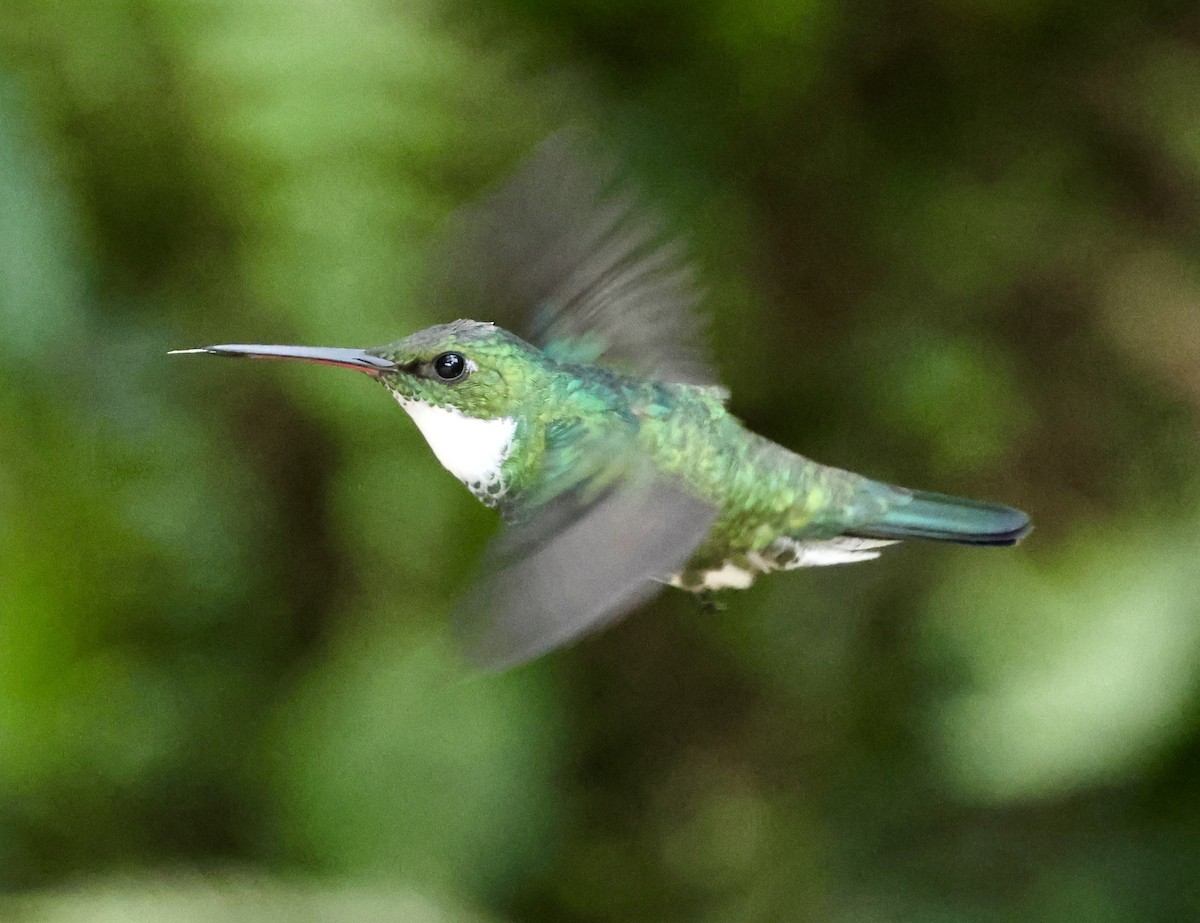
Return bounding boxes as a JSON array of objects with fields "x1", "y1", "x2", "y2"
[{"x1": 696, "y1": 591, "x2": 727, "y2": 614}]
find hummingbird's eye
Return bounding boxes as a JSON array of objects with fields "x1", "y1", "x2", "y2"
[{"x1": 432, "y1": 351, "x2": 468, "y2": 382}]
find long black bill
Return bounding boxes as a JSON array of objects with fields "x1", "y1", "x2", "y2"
[{"x1": 168, "y1": 344, "x2": 396, "y2": 374}]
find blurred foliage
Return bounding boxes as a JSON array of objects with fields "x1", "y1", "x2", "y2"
[{"x1": 1, "y1": 0, "x2": 1199, "y2": 921}]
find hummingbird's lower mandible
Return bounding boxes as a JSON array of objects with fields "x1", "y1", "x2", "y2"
[{"x1": 172, "y1": 135, "x2": 1031, "y2": 669}]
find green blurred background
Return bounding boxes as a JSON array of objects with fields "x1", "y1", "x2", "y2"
[{"x1": 1, "y1": 1, "x2": 1199, "y2": 920}]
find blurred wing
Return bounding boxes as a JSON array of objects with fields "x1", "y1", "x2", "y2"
[
  {"x1": 429, "y1": 132, "x2": 724, "y2": 391},
  {"x1": 452, "y1": 435, "x2": 717, "y2": 670}
]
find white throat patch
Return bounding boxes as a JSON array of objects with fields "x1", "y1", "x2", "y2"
[{"x1": 391, "y1": 394, "x2": 516, "y2": 501}]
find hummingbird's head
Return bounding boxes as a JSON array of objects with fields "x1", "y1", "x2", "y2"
[
  {"x1": 169, "y1": 319, "x2": 550, "y2": 503},
  {"x1": 369, "y1": 319, "x2": 547, "y2": 421},
  {"x1": 365, "y1": 320, "x2": 548, "y2": 500}
]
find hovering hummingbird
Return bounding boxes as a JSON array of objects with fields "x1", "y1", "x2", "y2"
[{"x1": 172, "y1": 136, "x2": 1030, "y2": 669}]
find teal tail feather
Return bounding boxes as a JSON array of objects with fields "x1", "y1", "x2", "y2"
[{"x1": 851, "y1": 488, "x2": 1032, "y2": 547}]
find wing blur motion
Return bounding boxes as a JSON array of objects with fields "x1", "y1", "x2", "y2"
[
  {"x1": 453, "y1": 474, "x2": 717, "y2": 669},
  {"x1": 431, "y1": 137, "x2": 731, "y2": 666},
  {"x1": 428, "y1": 132, "x2": 724, "y2": 391}
]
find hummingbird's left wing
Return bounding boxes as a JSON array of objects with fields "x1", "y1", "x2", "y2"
[
  {"x1": 452, "y1": 431, "x2": 717, "y2": 670},
  {"x1": 428, "y1": 132, "x2": 725, "y2": 394}
]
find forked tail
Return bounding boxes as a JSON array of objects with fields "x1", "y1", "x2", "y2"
[{"x1": 850, "y1": 488, "x2": 1031, "y2": 547}]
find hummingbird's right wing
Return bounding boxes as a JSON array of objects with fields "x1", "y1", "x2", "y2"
[
  {"x1": 428, "y1": 133, "x2": 726, "y2": 395},
  {"x1": 451, "y1": 431, "x2": 717, "y2": 670}
]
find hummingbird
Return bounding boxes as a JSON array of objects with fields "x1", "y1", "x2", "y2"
[{"x1": 172, "y1": 135, "x2": 1030, "y2": 669}]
